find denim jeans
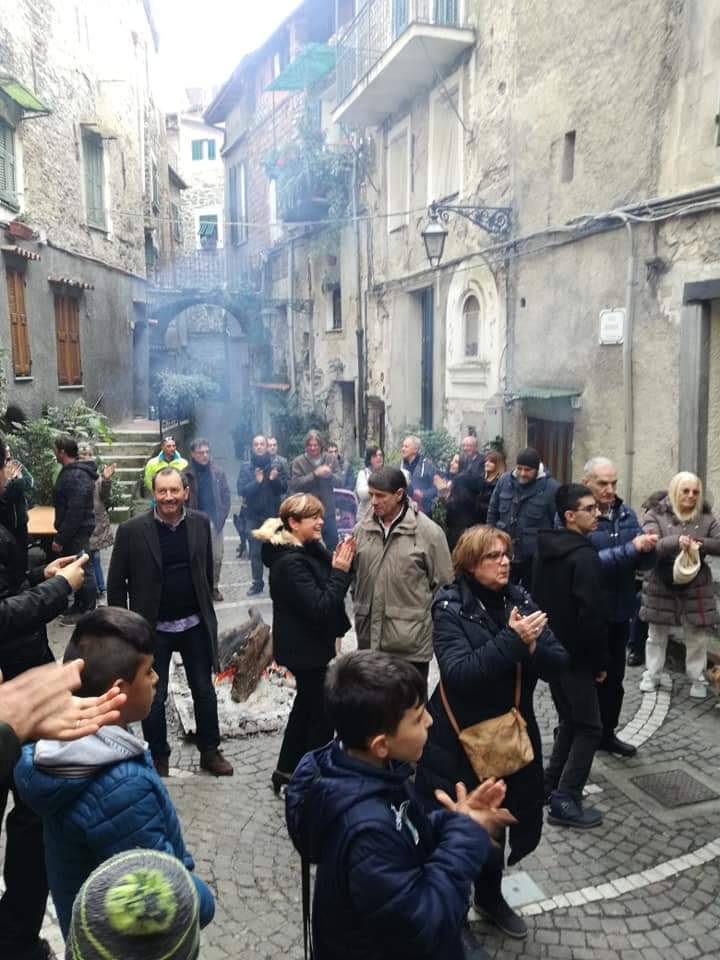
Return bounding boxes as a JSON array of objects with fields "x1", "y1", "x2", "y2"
[
  {"x1": 249, "y1": 535, "x2": 264, "y2": 587},
  {"x1": 91, "y1": 551, "x2": 105, "y2": 593},
  {"x1": 545, "y1": 666, "x2": 602, "y2": 802},
  {"x1": 143, "y1": 623, "x2": 220, "y2": 757},
  {"x1": 65, "y1": 532, "x2": 96, "y2": 612}
]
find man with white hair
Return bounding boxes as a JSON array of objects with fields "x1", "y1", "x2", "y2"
[
  {"x1": 400, "y1": 436, "x2": 436, "y2": 514},
  {"x1": 582, "y1": 457, "x2": 657, "y2": 757}
]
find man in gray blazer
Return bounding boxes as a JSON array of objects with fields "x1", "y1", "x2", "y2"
[{"x1": 107, "y1": 467, "x2": 232, "y2": 777}]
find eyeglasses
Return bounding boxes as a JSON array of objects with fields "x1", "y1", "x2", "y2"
[
  {"x1": 482, "y1": 550, "x2": 512, "y2": 563},
  {"x1": 576, "y1": 504, "x2": 601, "y2": 514}
]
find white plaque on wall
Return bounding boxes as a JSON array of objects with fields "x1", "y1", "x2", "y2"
[{"x1": 599, "y1": 308, "x2": 625, "y2": 344}]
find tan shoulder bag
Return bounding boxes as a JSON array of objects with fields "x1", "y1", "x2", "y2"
[{"x1": 439, "y1": 664, "x2": 534, "y2": 780}]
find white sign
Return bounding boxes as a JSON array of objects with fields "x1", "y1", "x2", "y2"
[{"x1": 599, "y1": 308, "x2": 625, "y2": 344}]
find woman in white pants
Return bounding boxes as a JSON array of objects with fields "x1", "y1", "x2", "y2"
[{"x1": 639, "y1": 472, "x2": 720, "y2": 699}]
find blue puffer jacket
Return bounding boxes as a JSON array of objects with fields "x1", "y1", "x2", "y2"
[
  {"x1": 487, "y1": 466, "x2": 559, "y2": 563},
  {"x1": 587, "y1": 498, "x2": 655, "y2": 622},
  {"x1": 14, "y1": 727, "x2": 215, "y2": 938},
  {"x1": 286, "y1": 741, "x2": 490, "y2": 960}
]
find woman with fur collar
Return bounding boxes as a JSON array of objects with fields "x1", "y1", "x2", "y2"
[
  {"x1": 639, "y1": 472, "x2": 720, "y2": 699},
  {"x1": 253, "y1": 494, "x2": 355, "y2": 795}
]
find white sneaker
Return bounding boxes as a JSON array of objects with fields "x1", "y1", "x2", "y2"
[
  {"x1": 639, "y1": 672, "x2": 659, "y2": 693},
  {"x1": 689, "y1": 682, "x2": 708, "y2": 700}
]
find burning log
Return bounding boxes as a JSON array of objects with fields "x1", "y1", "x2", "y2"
[{"x1": 216, "y1": 606, "x2": 273, "y2": 703}]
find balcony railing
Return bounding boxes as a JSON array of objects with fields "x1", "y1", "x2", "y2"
[
  {"x1": 154, "y1": 251, "x2": 227, "y2": 291},
  {"x1": 336, "y1": 0, "x2": 467, "y2": 105}
]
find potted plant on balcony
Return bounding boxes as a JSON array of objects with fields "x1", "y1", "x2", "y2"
[{"x1": 263, "y1": 121, "x2": 354, "y2": 224}]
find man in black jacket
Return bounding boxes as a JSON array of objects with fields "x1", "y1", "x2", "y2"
[
  {"x1": 107, "y1": 467, "x2": 233, "y2": 778},
  {"x1": 53, "y1": 434, "x2": 97, "y2": 622},
  {"x1": 532, "y1": 484, "x2": 608, "y2": 830},
  {"x1": 238, "y1": 434, "x2": 288, "y2": 596},
  {"x1": 185, "y1": 438, "x2": 232, "y2": 601},
  {"x1": 0, "y1": 438, "x2": 89, "y2": 960}
]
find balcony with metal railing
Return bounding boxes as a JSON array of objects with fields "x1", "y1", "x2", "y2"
[{"x1": 334, "y1": 0, "x2": 474, "y2": 127}]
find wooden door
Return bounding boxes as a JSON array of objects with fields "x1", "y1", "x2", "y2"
[
  {"x1": 526, "y1": 417, "x2": 573, "y2": 483},
  {"x1": 6, "y1": 268, "x2": 31, "y2": 376}
]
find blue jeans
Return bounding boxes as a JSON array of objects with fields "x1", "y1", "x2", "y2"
[
  {"x1": 143, "y1": 623, "x2": 220, "y2": 758},
  {"x1": 91, "y1": 551, "x2": 105, "y2": 593}
]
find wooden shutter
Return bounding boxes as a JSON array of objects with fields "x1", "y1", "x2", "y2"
[
  {"x1": 55, "y1": 295, "x2": 82, "y2": 386},
  {"x1": 191, "y1": 140, "x2": 203, "y2": 161},
  {"x1": 207, "y1": 139, "x2": 216, "y2": 161},
  {"x1": 6, "y1": 269, "x2": 31, "y2": 376},
  {"x1": 0, "y1": 121, "x2": 17, "y2": 201}
]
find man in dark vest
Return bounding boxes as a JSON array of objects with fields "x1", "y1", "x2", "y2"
[{"x1": 107, "y1": 468, "x2": 233, "y2": 777}]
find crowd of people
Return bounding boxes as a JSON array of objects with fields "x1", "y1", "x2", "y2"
[{"x1": 0, "y1": 423, "x2": 717, "y2": 960}]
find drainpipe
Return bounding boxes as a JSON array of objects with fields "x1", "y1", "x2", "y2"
[
  {"x1": 287, "y1": 237, "x2": 297, "y2": 394},
  {"x1": 353, "y1": 147, "x2": 366, "y2": 455},
  {"x1": 621, "y1": 216, "x2": 636, "y2": 505}
]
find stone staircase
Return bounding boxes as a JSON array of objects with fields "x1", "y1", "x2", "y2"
[{"x1": 96, "y1": 428, "x2": 159, "y2": 523}]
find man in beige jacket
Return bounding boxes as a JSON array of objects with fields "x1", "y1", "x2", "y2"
[{"x1": 352, "y1": 466, "x2": 453, "y2": 682}]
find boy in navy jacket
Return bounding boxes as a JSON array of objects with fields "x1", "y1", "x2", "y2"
[
  {"x1": 286, "y1": 651, "x2": 514, "y2": 960},
  {"x1": 15, "y1": 607, "x2": 215, "y2": 939}
]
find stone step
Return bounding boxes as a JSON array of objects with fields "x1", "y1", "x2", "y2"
[
  {"x1": 108, "y1": 430, "x2": 161, "y2": 444},
  {"x1": 97, "y1": 442, "x2": 158, "y2": 459}
]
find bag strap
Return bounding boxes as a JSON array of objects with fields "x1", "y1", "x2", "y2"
[
  {"x1": 438, "y1": 680, "x2": 461, "y2": 736},
  {"x1": 301, "y1": 856, "x2": 314, "y2": 960},
  {"x1": 440, "y1": 663, "x2": 523, "y2": 733}
]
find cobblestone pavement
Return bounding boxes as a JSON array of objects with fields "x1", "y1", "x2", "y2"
[{"x1": 4, "y1": 518, "x2": 720, "y2": 959}]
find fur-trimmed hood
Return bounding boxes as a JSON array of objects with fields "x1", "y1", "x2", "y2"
[{"x1": 252, "y1": 516, "x2": 299, "y2": 546}]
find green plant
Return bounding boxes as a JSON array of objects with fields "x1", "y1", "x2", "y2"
[
  {"x1": 8, "y1": 417, "x2": 60, "y2": 506},
  {"x1": 267, "y1": 119, "x2": 354, "y2": 221},
  {"x1": 388, "y1": 426, "x2": 458, "y2": 473},
  {"x1": 154, "y1": 371, "x2": 219, "y2": 422},
  {"x1": 44, "y1": 399, "x2": 112, "y2": 444},
  {"x1": 8, "y1": 400, "x2": 115, "y2": 505}
]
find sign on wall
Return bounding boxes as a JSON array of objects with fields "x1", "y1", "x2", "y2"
[{"x1": 599, "y1": 308, "x2": 625, "y2": 344}]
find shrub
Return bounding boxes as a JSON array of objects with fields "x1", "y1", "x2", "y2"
[{"x1": 154, "y1": 371, "x2": 219, "y2": 423}]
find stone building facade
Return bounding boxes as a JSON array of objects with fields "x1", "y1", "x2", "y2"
[
  {"x1": 209, "y1": 0, "x2": 720, "y2": 503},
  {"x1": 0, "y1": 0, "x2": 172, "y2": 423},
  {"x1": 206, "y1": 0, "x2": 362, "y2": 458}
]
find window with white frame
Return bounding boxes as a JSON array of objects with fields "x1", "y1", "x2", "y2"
[
  {"x1": 387, "y1": 120, "x2": 410, "y2": 232},
  {"x1": 429, "y1": 83, "x2": 461, "y2": 202},
  {"x1": 463, "y1": 294, "x2": 481, "y2": 358}
]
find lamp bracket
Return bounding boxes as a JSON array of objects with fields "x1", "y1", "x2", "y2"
[{"x1": 429, "y1": 202, "x2": 512, "y2": 239}]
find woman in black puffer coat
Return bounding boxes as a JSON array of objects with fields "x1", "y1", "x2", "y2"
[
  {"x1": 415, "y1": 524, "x2": 568, "y2": 942},
  {"x1": 253, "y1": 494, "x2": 355, "y2": 794}
]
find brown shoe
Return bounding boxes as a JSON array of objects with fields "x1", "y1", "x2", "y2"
[
  {"x1": 153, "y1": 755, "x2": 170, "y2": 778},
  {"x1": 200, "y1": 748, "x2": 234, "y2": 776},
  {"x1": 212, "y1": 589, "x2": 224, "y2": 602}
]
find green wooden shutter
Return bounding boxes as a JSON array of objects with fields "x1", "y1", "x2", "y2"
[
  {"x1": 191, "y1": 140, "x2": 203, "y2": 161},
  {"x1": 83, "y1": 132, "x2": 105, "y2": 228},
  {"x1": 0, "y1": 121, "x2": 17, "y2": 202},
  {"x1": 207, "y1": 139, "x2": 216, "y2": 161}
]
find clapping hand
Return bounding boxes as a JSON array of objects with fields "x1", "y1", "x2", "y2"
[
  {"x1": 0, "y1": 660, "x2": 126, "y2": 743},
  {"x1": 509, "y1": 606, "x2": 547, "y2": 653},
  {"x1": 332, "y1": 537, "x2": 356, "y2": 572},
  {"x1": 102, "y1": 463, "x2": 116, "y2": 481},
  {"x1": 435, "y1": 779, "x2": 517, "y2": 841}
]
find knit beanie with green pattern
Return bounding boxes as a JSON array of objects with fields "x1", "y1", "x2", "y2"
[{"x1": 65, "y1": 850, "x2": 200, "y2": 960}]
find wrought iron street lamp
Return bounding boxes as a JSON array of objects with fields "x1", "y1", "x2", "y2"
[{"x1": 421, "y1": 200, "x2": 512, "y2": 268}]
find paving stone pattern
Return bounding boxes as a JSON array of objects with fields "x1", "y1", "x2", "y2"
[{"x1": 3, "y1": 516, "x2": 720, "y2": 958}]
